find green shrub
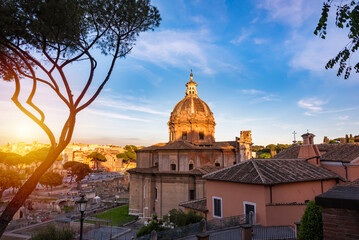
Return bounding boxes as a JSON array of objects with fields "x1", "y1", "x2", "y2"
[
  {"x1": 136, "y1": 214, "x2": 166, "y2": 237},
  {"x1": 166, "y1": 209, "x2": 203, "y2": 227},
  {"x1": 297, "y1": 201, "x2": 323, "y2": 240},
  {"x1": 32, "y1": 225, "x2": 75, "y2": 240}
]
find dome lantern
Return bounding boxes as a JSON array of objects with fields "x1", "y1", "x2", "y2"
[{"x1": 185, "y1": 72, "x2": 198, "y2": 96}]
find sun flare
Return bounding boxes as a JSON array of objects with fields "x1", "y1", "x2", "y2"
[{"x1": 14, "y1": 122, "x2": 39, "y2": 140}]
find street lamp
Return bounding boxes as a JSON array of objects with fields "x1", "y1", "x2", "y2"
[{"x1": 76, "y1": 194, "x2": 88, "y2": 240}]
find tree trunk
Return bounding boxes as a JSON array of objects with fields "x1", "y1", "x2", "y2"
[
  {"x1": 0, "y1": 145, "x2": 65, "y2": 236},
  {"x1": 0, "y1": 189, "x2": 5, "y2": 202}
]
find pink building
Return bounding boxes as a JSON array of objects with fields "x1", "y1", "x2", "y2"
[
  {"x1": 202, "y1": 158, "x2": 340, "y2": 226},
  {"x1": 274, "y1": 133, "x2": 359, "y2": 181}
]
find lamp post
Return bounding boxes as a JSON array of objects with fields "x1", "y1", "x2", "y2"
[{"x1": 76, "y1": 194, "x2": 88, "y2": 240}]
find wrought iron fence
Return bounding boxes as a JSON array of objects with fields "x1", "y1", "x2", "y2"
[{"x1": 137, "y1": 214, "x2": 246, "y2": 240}]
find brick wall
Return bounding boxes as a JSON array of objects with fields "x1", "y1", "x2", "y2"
[{"x1": 322, "y1": 207, "x2": 359, "y2": 240}]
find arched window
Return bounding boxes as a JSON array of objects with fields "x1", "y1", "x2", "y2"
[
  {"x1": 189, "y1": 163, "x2": 194, "y2": 170},
  {"x1": 182, "y1": 132, "x2": 187, "y2": 140},
  {"x1": 199, "y1": 131, "x2": 204, "y2": 140},
  {"x1": 171, "y1": 164, "x2": 176, "y2": 171},
  {"x1": 215, "y1": 162, "x2": 220, "y2": 167}
]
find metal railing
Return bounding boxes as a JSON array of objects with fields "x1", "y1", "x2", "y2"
[{"x1": 137, "y1": 214, "x2": 246, "y2": 240}]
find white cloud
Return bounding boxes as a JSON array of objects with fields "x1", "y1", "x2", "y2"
[
  {"x1": 297, "y1": 98, "x2": 356, "y2": 116},
  {"x1": 257, "y1": 0, "x2": 320, "y2": 27},
  {"x1": 239, "y1": 89, "x2": 279, "y2": 103},
  {"x1": 298, "y1": 98, "x2": 326, "y2": 112},
  {"x1": 241, "y1": 89, "x2": 264, "y2": 94},
  {"x1": 86, "y1": 109, "x2": 149, "y2": 122},
  {"x1": 231, "y1": 30, "x2": 251, "y2": 45},
  {"x1": 338, "y1": 115, "x2": 349, "y2": 120},
  {"x1": 93, "y1": 98, "x2": 168, "y2": 116},
  {"x1": 131, "y1": 29, "x2": 215, "y2": 74},
  {"x1": 250, "y1": 94, "x2": 279, "y2": 104},
  {"x1": 253, "y1": 38, "x2": 268, "y2": 45},
  {"x1": 289, "y1": 29, "x2": 349, "y2": 72}
]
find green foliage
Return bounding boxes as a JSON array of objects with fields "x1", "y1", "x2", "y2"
[
  {"x1": 24, "y1": 148, "x2": 61, "y2": 166},
  {"x1": 315, "y1": 1, "x2": 359, "y2": 79},
  {"x1": 136, "y1": 214, "x2": 166, "y2": 237},
  {"x1": 253, "y1": 144, "x2": 291, "y2": 157},
  {"x1": 63, "y1": 161, "x2": 91, "y2": 181},
  {"x1": 32, "y1": 225, "x2": 75, "y2": 240},
  {"x1": 297, "y1": 201, "x2": 323, "y2": 240},
  {"x1": 258, "y1": 153, "x2": 271, "y2": 159},
  {"x1": 39, "y1": 171, "x2": 63, "y2": 190},
  {"x1": 165, "y1": 209, "x2": 203, "y2": 227},
  {"x1": 63, "y1": 161, "x2": 78, "y2": 170},
  {"x1": 116, "y1": 145, "x2": 137, "y2": 163},
  {"x1": 88, "y1": 152, "x2": 107, "y2": 170},
  {"x1": 71, "y1": 162, "x2": 91, "y2": 182},
  {"x1": 0, "y1": 168, "x2": 22, "y2": 199},
  {"x1": 93, "y1": 205, "x2": 137, "y2": 226}
]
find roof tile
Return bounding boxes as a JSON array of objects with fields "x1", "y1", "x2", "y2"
[{"x1": 203, "y1": 159, "x2": 340, "y2": 185}]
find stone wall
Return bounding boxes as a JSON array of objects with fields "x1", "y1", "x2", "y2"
[{"x1": 322, "y1": 208, "x2": 359, "y2": 240}]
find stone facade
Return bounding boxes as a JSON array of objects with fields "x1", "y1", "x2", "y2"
[{"x1": 128, "y1": 73, "x2": 252, "y2": 219}]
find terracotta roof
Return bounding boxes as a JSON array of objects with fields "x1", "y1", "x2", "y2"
[
  {"x1": 274, "y1": 143, "x2": 359, "y2": 163},
  {"x1": 179, "y1": 198, "x2": 207, "y2": 212},
  {"x1": 273, "y1": 145, "x2": 301, "y2": 159},
  {"x1": 320, "y1": 144, "x2": 359, "y2": 162},
  {"x1": 315, "y1": 178, "x2": 359, "y2": 209},
  {"x1": 137, "y1": 141, "x2": 237, "y2": 152},
  {"x1": 203, "y1": 159, "x2": 340, "y2": 185}
]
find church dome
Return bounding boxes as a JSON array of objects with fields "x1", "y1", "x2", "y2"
[
  {"x1": 168, "y1": 72, "x2": 215, "y2": 144},
  {"x1": 172, "y1": 95, "x2": 212, "y2": 117}
]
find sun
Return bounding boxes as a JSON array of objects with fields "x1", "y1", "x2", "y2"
[{"x1": 14, "y1": 121, "x2": 39, "y2": 140}]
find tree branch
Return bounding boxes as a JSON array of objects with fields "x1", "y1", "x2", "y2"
[{"x1": 76, "y1": 40, "x2": 121, "y2": 113}]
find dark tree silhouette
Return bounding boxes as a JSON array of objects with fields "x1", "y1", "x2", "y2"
[
  {"x1": 39, "y1": 171, "x2": 63, "y2": 191},
  {"x1": 315, "y1": 1, "x2": 359, "y2": 79},
  {"x1": 0, "y1": 0, "x2": 160, "y2": 235}
]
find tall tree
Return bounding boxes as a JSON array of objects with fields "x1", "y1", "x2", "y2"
[
  {"x1": 39, "y1": 171, "x2": 63, "y2": 191},
  {"x1": 0, "y1": 0, "x2": 160, "y2": 235},
  {"x1": 71, "y1": 162, "x2": 91, "y2": 182},
  {"x1": 116, "y1": 145, "x2": 137, "y2": 167},
  {"x1": 87, "y1": 152, "x2": 107, "y2": 170},
  {"x1": 315, "y1": 1, "x2": 359, "y2": 79},
  {"x1": 63, "y1": 161, "x2": 91, "y2": 183}
]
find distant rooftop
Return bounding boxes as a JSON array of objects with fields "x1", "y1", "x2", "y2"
[
  {"x1": 203, "y1": 159, "x2": 341, "y2": 185},
  {"x1": 274, "y1": 143, "x2": 359, "y2": 163}
]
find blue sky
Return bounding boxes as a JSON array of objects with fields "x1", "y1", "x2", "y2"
[{"x1": 1, "y1": 0, "x2": 359, "y2": 146}]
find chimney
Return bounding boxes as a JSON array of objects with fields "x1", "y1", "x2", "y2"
[{"x1": 298, "y1": 133, "x2": 321, "y2": 166}]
